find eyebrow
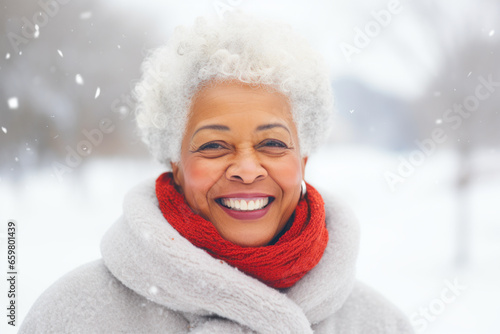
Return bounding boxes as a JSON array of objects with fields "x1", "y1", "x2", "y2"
[
  {"x1": 192, "y1": 122, "x2": 290, "y2": 139},
  {"x1": 256, "y1": 123, "x2": 291, "y2": 134},
  {"x1": 192, "y1": 125, "x2": 230, "y2": 139}
]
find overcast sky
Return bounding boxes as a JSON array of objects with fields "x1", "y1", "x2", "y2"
[{"x1": 100, "y1": 0, "x2": 452, "y2": 99}]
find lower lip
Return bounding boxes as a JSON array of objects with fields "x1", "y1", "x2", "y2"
[{"x1": 218, "y1": 201, "x2": 272, "y2": 220}]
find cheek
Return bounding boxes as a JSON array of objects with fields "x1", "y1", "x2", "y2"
[
  {"x1": 268, "y1": 156, "x2": 303, "y2": 193},
  {"x1": 181, "y1": 157, "x2": 224, "y2": 201}
]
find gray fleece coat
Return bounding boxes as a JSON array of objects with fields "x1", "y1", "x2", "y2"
[{"x1": 20, "y1": 179, "x2": 414, "y2": 333}]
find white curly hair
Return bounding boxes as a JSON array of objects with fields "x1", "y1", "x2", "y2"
[{"x1": 134, "y1": 12, "x2": 334, "y2": 167}]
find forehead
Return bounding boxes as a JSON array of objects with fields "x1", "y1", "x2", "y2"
[{"x1": 187, "y1": 81, "x2": 294, "y2": 127}]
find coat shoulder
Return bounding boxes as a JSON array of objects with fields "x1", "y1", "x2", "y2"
[
  {"x1": 316, "y1": 281, "x2": 415, "y2": 334},
  {"x1": 19, "y1": 259, "x2": 189, "y2": 334}
]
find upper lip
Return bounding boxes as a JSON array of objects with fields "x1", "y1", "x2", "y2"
[{"x1": 216, "y1": 193, "x2": 273, "y2": 199}]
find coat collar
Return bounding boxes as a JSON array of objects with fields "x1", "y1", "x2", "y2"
[{"x1": 101, "y1": 179, "x2": 359, "y2": 333}]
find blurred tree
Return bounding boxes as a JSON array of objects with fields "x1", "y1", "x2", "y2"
[
  {"x1": 409, "y1": 0, "x2": 500, "y2": 265},
  {"x1": 0, "y1": 0, "x2": 164, "y2": 180},
  {"x1": 331, "y1": 76, "x2": 417, "y2": 150}
]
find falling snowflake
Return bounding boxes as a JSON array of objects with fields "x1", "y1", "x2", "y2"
[
  {"x1": 349, "y1": 109, "x2": 354, "y2": 114},
  {"x1": 5, "y1": 53, "x2": 10, "y2": 60},
  {"x1": 119, "y1": 106, "x2": 128, "y2": 116},
  {"x1": 489, "y1": 30, "x2": 495, "y2": 37},
  {"x1": 7, "y1": 97, "x2": 19, "y2": 109},
  {"x1": 15, "y1": 157, "x2": 19, "y2": 162},
  {"x1": 1, "y1": 127, "x2": 6, "y2": 134},
  {"x1": 435, "y1": 119, "x2": 443, "y2": 125},
  {"x1": 34, "y1": 24, "x2": 40, "y2": 38},
  {"x1": 148, "y1": 286, "x2": 159, "y2": 295},
  {"x1": 57, "y1": 49, "x2": 64, "y2": 57},
  {"x1": 94, "y1": 87, "x2": 101, "y2": 99},
  {"x1": 75, "y1": 74, "x2": 84, "y2": 85},
  {"x1": 117, "y1": 45, "x2": 121, "y2": 49},
  {"x1": 80, "y1": 11, "x2": 92, "y2": 20},
  {"x1": 80, "y1": 144, "x2": 91, "y2": 154},
  {"x1": 467, "y1": 72, "x2": 472, "y2": 78}
]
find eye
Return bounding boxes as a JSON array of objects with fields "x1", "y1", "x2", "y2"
[
  {"x1": 198, "y1": 142, "x2": 226, "y2": 151},
  {"x1": 260, "y1": 139, "x2": 287, "y2": 148},
  {"x1": 193, "y1": 141, "x2": 231, "y2": 158},
  {"x1": 257, "y1": 139, "x2": 290, "y2": 155}
]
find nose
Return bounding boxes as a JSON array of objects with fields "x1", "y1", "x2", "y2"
[{"x1": 226, "y1": 151, "x2": 267, "y2": 184}]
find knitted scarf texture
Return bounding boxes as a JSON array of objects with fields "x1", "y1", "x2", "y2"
[{"x1": 156, "y1": 172, "x2": 329, "y2": 289}]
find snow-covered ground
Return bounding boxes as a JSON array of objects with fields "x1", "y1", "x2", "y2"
[
  {"x1": 307, "y1": 146, "x2": 500, "y2": 334},
  {"x1": 1, "y1": 145, "x2": 499, "y2": 333}
]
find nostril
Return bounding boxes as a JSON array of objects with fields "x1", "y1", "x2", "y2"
[
  {"x1": 230, "y1": 175, "x2": 244, "y2": 182},
  {"x1": 225, "y1": 155, "x2": 268, "y2": 183},
  {"x1": 226, "y1": 171, "x2": 266, "y2": 184}
]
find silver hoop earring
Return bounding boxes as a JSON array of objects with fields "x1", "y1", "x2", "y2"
[{"x1": 300, "y1": 180, "x2": 307, "y2": 199}]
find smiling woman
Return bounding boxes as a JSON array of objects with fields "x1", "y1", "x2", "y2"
[
  {"x1": 19, "y1": 12, "x2": 414, "y2": 334},
  {"x1": 172, "y1": 81, "x2": 305, "y2": 247}
]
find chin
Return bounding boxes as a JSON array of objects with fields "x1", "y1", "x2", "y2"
[{"x1": 221, "y1": 228, "x2": 275, "y2": 247}]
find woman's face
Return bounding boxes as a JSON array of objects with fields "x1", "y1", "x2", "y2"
[{"x1": 171, "y1": 81, "x2": 307, "y2": 247}]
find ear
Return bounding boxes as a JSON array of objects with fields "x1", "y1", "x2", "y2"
[
  {"x1": 301, "y1": 156, "x2": 308, "y2": 179},
  {"x1": 170, "y1": 161, "x2": 182, "y2": 186}
]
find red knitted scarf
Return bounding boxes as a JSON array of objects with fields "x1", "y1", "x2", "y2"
[{"x1": 155, "y1": 172, "x2": 329, "y2": 289}]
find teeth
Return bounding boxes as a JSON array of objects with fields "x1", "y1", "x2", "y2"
[{"x1": 221, "y1": 197, "x2": 270, "y2": 211}]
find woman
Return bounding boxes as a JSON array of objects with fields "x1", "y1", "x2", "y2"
[{"x1": 20, "y1": 13, "x2": 413, "y2": 333}]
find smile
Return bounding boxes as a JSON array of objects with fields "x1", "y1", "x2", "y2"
[
  {"x1": 216, "y1": 195, "x2": 275, "y2": 220},
  {"x1": 220, "y1": 197, "x2": 270, "y2": 211}
]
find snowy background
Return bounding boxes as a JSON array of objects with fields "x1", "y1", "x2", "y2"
[{"x1": 1, "y1": 0, "x2": 499, "y2": 333}]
